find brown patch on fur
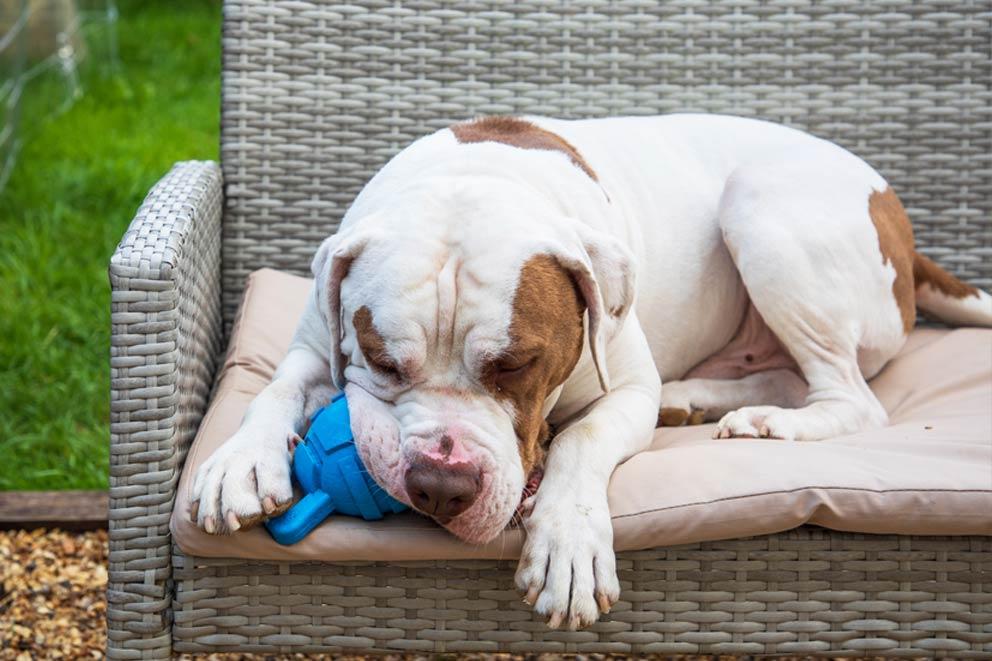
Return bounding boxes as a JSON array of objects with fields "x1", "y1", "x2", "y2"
[
  {"x1": 451, "y1": 116, "x2": 599, "y2": 182},
  {"x1": 658, "y1": 407, "x2": 689, "y2": 427},
  {"x1": 482, "y1": 254, "x2": 585, "y2": 475},
  {"x1": 868, "y1": 187, "x2": 917, "y2": 334},
  {"x1": 688, "y1": 409, "x2": 707, "y2": 426},
  {"x1": 353, "y1": 306, "x2": 401, "y2": 377},
  {"x1": 871, "y1": 189, "x2": 979, "y2": 329},
  {"x1": 913, "y1": 252, "x2": 979, "y2": 300},
  {"x1": 657, "y1": 407, "x2": 708, "y2": 428}
]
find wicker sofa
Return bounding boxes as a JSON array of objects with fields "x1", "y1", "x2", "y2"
[{"x1": 107, "y1": 1, "x2": 991, "y2": 657}]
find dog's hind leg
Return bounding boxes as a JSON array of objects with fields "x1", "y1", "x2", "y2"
[
  {"x1": 659, "y1": 369, "x2": 808, "y2": 427},
  {"x1": 710, "y1": 151, "x2": 908, "y2": 441},
  {"x1": 660, "y1": 300, "x2": 807, "y2": 426}
]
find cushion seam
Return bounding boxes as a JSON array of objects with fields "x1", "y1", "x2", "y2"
[{"x1": 611, "y1": 486, "x2": 992, "y2": 520}]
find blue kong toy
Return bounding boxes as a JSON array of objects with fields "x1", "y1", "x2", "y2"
[{"x1": 265, "y1": 393, "x2": 408, "y2": 545}]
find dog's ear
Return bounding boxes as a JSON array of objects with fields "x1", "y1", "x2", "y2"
[
  {"x1": 549, "y1": 222, "x2": 636, "y2": 394},
  {"x1": 311, "y1": 228, "x2": 375, "y2": 389}
]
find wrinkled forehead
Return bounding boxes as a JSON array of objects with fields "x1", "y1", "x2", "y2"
[{"x1": 339, "y1": 236, "x2": 535, "y2": 360}]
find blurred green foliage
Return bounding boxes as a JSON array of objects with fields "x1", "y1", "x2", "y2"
[{"x1": 0, "y1": 0, "x2": 220, "y2": 489}]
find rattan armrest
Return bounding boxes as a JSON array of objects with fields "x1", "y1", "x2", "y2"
[{"x1": 107, "y1": 161, "x2": 223, "y2": 659}]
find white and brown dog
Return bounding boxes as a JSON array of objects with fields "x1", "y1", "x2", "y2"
[{"x1": 191, "y1": 114, "x2": 992, "y2": 629}]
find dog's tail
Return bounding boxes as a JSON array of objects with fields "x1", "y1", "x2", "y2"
[{"x1": 913, "y1": 252, "x2": 992, "y2": 327}]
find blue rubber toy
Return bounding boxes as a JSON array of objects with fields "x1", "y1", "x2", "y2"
[{"x1": 265, "y1": 393, "x2": 408, "y2": 545}]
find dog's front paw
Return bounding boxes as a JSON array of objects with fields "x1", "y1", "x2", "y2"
[
  {"x1": 189, "y1": 430, "x2": 295, "y2": 534},
  {"x1": 514, "y1": 488, "x2": 618, "y2": 630}
]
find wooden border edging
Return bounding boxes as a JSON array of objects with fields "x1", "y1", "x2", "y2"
[{"x1": 0, "y1": 490, "x2": 108, "y2": 530}]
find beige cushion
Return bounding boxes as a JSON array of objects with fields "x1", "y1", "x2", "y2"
[{"x1": 172, "y1": 268, "x2": 992, "y2": 561}]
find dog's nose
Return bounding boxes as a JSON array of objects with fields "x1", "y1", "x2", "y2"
[{"x1": 404, "y1": 459, "x2": 481, "y2": 522}]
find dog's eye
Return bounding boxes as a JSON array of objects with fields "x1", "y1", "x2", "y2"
[
  {"x1": 367, "y1": 356, "x2": 402, "y2": 380},
  {"x1": 496, "y1": 357, "x2": 536, "y2": 380}
]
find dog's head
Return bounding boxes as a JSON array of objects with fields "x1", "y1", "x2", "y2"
[{"x1": 311, "y1": 195, "x2": 634, "y2": 544}]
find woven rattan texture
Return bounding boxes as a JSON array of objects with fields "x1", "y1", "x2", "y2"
[
  {"x1": 108, "y1": 161, "x2": 225, "y2": 660},
  {"x1": 220, "y1": 0, "x2": 992, "y2": 327},
  {"x1": 173, "y1": 528, "x2": 992, "y2": 656}
]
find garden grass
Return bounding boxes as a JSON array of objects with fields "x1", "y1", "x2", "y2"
[{"x1": 0, "y1": 1, "x2": 220, "y2": 489}]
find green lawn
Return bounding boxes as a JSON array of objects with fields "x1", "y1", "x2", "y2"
[{"x1": 0, "y1": 1, "x2": 220, "y2": 490}]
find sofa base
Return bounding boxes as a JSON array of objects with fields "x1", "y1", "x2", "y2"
[{"x1": 172, "y1": 526, "x2": 992, "y2": 656}]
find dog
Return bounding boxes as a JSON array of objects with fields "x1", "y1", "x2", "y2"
[{"x1": 190, "y1": 114, "x2": 992, "y2": 630}]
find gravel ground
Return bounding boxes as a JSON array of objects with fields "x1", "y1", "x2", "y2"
[
  {"x1": 1, "y1": 529, "x2": 894, "y2": 660},
  {"x1": 0, "y1": 529, "x2": 731, "y2": 660},
  {"x1": 1, "y1": 529, "x2": 106, "y2": 659}
]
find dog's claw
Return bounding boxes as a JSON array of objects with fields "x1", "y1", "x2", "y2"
[
  {"x1": 225, "y1": 511, "x2": 242, "y2": 532},
  {"x1": 547, "y1": 612, "x2": 563, "y2": 629},
  {"x1": 287, "y1": 433, "x2": 303, "y2": 454},
  {"x1": 596, "y1": 592, "x2": 612, "y2": 614},
  {"x1": 189, "y1": 500, "x2": 199, "y2": 522},
  {"x1": 262, "y1": 496, "x2": 276, "y2": 514},
  {"x1": 204, "y1": 515, "x2": 216, "y2": 534},
  {"x1": 524, "y1": 586, "x2": 540, "y2": 606}
]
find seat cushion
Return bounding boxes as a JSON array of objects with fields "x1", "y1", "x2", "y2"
[{"x1": 172, "y1": 268, "x2": 992, "y2": 561}]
